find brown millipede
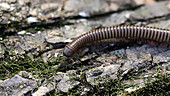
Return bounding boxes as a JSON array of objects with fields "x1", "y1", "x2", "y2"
[{"x1": 63, "y1": 25, "x2": 170, "y2": 57}]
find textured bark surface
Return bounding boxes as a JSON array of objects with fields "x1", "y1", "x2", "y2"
[{"x1": 0, "y1": 0, "x2": 169, "y2": 96}]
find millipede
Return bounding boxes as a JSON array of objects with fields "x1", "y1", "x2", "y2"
[{"x1": 63, "y1": 25, "x2": 170, "y2": 57}]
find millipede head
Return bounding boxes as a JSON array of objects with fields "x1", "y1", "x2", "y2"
[
  {"x1": 63, "y1": 46, "x2": 74, "y2": 57},
  {"x1": 63, "y1": 46, "x2": 89, "y2": 58}
]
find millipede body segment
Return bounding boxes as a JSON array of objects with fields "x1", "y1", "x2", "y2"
[{"x1": 63, "y1": 25, "x2": 170, "y2": 57}]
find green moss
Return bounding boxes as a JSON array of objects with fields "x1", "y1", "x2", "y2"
[
  {"x1": 49, "y1": 67, "x2": 169, "y2": 96},
  {"x1": 0, "y1": 48, "x2": 66, "y2": 80},
  {"x1": 128, "y1": 74, "x2": 169, "y2": 96},
  {"x1": 0, "y1": 46, "x2": 169, "y2": 96}
]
